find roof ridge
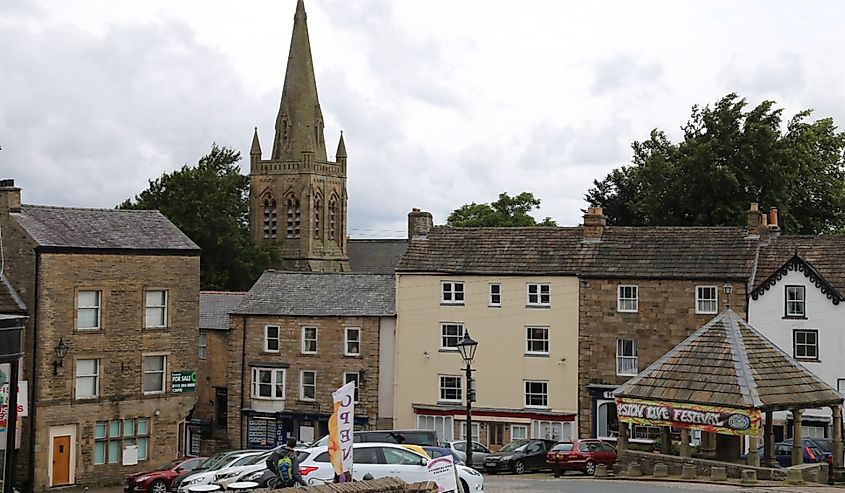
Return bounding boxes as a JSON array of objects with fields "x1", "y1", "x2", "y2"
[
  {"x1": 22, "y1": 204, "x2": 159, "y2": 214},
  {"x1": 725, "y1": 311, "x2": 762, "y2": 407},
  {"x1": 201, "y1": 291, "x2": 248, "y2": 295}
]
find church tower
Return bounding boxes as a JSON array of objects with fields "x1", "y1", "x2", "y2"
[{"x1": 250, "y1": 0, "x2": 350, "y2": 272}]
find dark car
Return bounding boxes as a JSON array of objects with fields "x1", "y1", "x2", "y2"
[
  {"x1": 483, "y1": 439, "x2": 556, "y2": 474},
  {"x1": 769, "y1": 439, "x2": 826, "y2": 467},
  {"x1": 124, "y1": 457, "x2": 205, "y2": 493},
  {"x1": 546, "y1": 439, "x2": 617, "y2": 476}
]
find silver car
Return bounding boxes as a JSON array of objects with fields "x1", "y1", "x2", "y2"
[{"x1": 446, "y1": 440, "x2": 490, "y2": 467}]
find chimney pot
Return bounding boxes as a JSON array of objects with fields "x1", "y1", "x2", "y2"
[
  {"x1": 768, "y1": 207, "x2": 780, "y2": 231},
  {"x1": 750, "y1": 202, "x2": 759, "y2": 212}
]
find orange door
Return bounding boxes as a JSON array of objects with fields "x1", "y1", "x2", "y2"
[{"x1": 52, "y1": 435, "x2": 71, "y2": 485}]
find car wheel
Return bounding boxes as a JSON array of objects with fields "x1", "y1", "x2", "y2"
[
  {"x1": 513, "y1": 460, "x2": 526, "y2": 475},
  {"x1": 150, "y1": 480, "x2": 167, "y2": 493},
  {"x1": 585, "y1": 460, "x2": 596, "y2": 476},
  {"x1": 460, "y1": 479, "x2": 469, "y2": 493}
]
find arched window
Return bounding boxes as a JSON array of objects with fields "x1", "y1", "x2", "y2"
[
  {"x1": 314, "y1": 195, "x2": 322, "y2": 239},
  {"x1": 286, "y1": 196, "x2": 301, "y2": 239},
  {"x1": 262, "y1": 196, "x2": 277, "y2": 239},
  {"x1": 329, "y1": 197, "x2": 337, "y2": 241}
]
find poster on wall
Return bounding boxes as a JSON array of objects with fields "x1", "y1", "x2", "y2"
[
  {"x1": 246, "y1": 416, "x2": 278, "y2": 449},
  {"x1": 616, "y1": 397, "x2": 761, "y2": 436}
]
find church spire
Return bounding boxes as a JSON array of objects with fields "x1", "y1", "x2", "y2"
[
  {"x1": 250, "y1": 127, "x2": 262, "y2": 156},
  {"x1": 272, "y1": 0, "x2": 327, "y2": 162},
  {"x1": 336, "y1": 131, "x2": 347, "y2": 159}
]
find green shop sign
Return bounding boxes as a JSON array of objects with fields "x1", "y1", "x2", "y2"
[{"x1": 171, "y1": 370, "x2": 197, "y2": 393}]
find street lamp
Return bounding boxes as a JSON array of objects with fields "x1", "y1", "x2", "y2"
[{"x1": 456, "y1": 331, "x2": 478, "y2": 468}]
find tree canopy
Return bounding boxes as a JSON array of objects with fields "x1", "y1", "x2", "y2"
[
  {"x1": 119, "y1": 144, "x2": 278, "y2": 291},
  {"x1": 585, "y1": 93, "x2": 845, "y2": 234},
  {"x1": 447, "y1": 192, "x2": 557, "y2": 227}
]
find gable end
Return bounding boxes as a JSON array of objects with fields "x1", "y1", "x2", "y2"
[{"x1": 751, "y1": 254, "x2": 843, "y2": 305}]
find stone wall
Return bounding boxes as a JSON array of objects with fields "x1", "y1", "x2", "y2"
[
  {"x1": 258, "y1": 477, "x2": 437, "y2": 493},
  {"x1": 619, "y1": 450, "x2": 788, "y2": 481},
  {"x1": 578, "y1": 278, "x2": 748, "y2": 438}
]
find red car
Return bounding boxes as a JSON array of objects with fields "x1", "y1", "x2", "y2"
[
  {"x1": 124, "y1": 457, "x2": 206, "y2": 493},
  {"x1": 546, "y1": 439, "x2": 617, "y2": 476}
]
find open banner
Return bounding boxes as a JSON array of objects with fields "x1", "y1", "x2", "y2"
[
  {"x1": 329, "y1": 381, "x2": 355, "y2": 482},
  {"x1": 616, "y1": 397, "x2": 761, "y2": 436}
]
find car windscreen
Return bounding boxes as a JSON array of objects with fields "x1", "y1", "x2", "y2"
[
  {"x1": 154, "y1": 459, "x2": 180, "y2": 471},
  {"x1": 232, "y1": 454, "x2": 262, "y2": 467},
  {"x1": 551, "y1": 443, "x2": 573, "y2": 452},
  {"x1": 499, "y1": 440, "x2": 529, "y2": 453},
  {"x1": 197, "y1": 452, "x2": 233, "y2": 470}
]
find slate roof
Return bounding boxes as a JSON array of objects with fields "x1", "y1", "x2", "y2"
[
  {"x1": 200, "y1": 291, "x2": 247, "y2": 330},
  {"x1": 233, "y1": 271, "x2": 395, "y2": 317},
  {"x1": 348, "y1": 239, "x2": 407, "y2": 274},
  {"x1": 615, "y1": 309, "x2": 843, "y2": 410},
  {"x1": 12, "y1": 205, "x2": 199, "y2": 251},
  {"x1": 753, "y1": 235, "x2": 845, "y2": 301},
  {"x1": 396, "y1": 226, "x2": 757, "y2": 279},
  {"x1": 0, "y1": 274, "x2": 25, "y2": 314}
]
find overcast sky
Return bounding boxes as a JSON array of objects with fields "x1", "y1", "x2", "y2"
[{"x1": 3, "y1": 1, "x2": 845, "y2": 238}]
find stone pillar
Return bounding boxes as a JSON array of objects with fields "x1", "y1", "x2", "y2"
[
  {"x1": 680, "y1": 428, "x2": 691, "y2": 458},
  {"x1": 833, "y1": 404, "x2": 843, "y2": 468},
  {"x1": 701, "y1": 431, "x2": 716, "y2": 459},
  {"x1": 660, "y1": 427, "x2": 671, "y2": 454},
  {"x1": 618, "y1": 422, "x2": 628, "y2": 452},
  {"x1": 764, "y1": 410, "x2": 774, "y2": 467},
  {"x1": 747, "y1": 433, "x2": 760, "y2": 467},
  {"x1": 792, "y1": 409, "x2": 803, "y2": 466}
]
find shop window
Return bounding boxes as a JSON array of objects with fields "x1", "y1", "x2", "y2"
[
  {"x1": 417, "y1": 415, "x2": 454, "y2": 442},
  {"x1": 94, "y1": 418, "x2": 150, "y2": 464}
]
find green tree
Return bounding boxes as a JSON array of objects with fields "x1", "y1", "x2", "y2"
[
  {"x1": 119, "y1": 144, "x2": 278, "y2": 290},
  {"x1": 585, "y1": 94, "x2": 845, "y2": 234},
  {"x1": 447, "y1": 192, "x2": 557, "y2": 227}
]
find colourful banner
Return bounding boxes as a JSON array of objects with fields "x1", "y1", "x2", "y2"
[
  {"x1": 329, "y1": 381, "x2": 355, "y2": 482},
  {"x1": 0, "y1": 381, "x2": 28, "y2": 432},
  {"x1": 616, "y1": 397, "x2": 761, "y2": 436}
]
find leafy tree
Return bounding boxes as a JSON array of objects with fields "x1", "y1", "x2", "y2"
[
  {"x1": 447, "y1": 192, "x2": 557, "y2": 227},
  {"x1": 119, "y1": 144, "x2": 278, "y2": 290},
  {"x1": 585, "y1": 94, "x2": 845, "y2": 234}
]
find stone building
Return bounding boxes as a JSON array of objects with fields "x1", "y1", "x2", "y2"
[
  {"x1": 249, "y1": 0, "x2": 350, "y2": 272},
  {"x1": 0, "y1": 180, "x2": 200, "y2": 490},
  {"x1": 225, "y1": 271, "x2": 395, "y2": 449}
]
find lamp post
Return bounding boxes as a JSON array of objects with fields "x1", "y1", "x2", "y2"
[{"x1": 456, "y1": 331, "x2": 478, "y2": 468}]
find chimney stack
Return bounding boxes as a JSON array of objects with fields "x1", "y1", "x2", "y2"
[
  {"x1": 408, "y1": 208, "x2": 433, "y2": 240},
  {"x1": 582, "y1": 206, "x2": 606, "y2": 241},
  {"x1": 768, "y1": 207, "x2": 780, "y2": 232},
  {"x1": 0, "y1": 179, "x2": 21, "y2": 216},
  {"x1": 746, "y1": 202, "x2": 762, "y2": 232}
]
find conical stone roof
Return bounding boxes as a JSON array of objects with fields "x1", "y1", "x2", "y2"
[{"x1": 615, "y1": 309, "x2": 843, "y2": 411}]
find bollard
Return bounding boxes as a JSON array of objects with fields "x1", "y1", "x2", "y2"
[
  {"x1": 627, "y1": 462, "x2": 642, "y2": 477},
  {"x1": 612, "y1": 462, "x2": 624, "y2": 476},
  {"x1": 806, "y1": 468, "x2": 818, "y2": 484},
  {"x1": 681, "y1": 464, "x2": 697, "y2": 480},
  {"x1": 786, "y1": 468, "x2": 804, "y2": 484},
  {"x1": 595, "y1": 464, "x2": 608, "y2": 478},
  {"x1": 653, "y1": 464, "x2": 669, "y2": 478},
  {"x1": 829, "y1": 456, "x2": 835, "y2": 486},
  {"x1": 741, "y1": 469, "x2": 758, "y2": 484},
  {"x1": 553, "y1": 460, "x2": 561, "y2": 478},
  {"x1": 710, "y1": 466, "x2": 727, "y2": 481}
]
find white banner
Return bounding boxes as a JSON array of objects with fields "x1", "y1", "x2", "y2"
[
  {"x1": 427, "y1": 455, "x2": 459, "y2": 493},
  {"x1": 329, "y1": 381, "x2": 355, "y2": 482}
]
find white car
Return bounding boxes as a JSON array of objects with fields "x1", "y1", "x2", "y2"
[
  {"x1": 297, "y1": 443, "x2": 484, "y2": 493},
  {"x1": 211, "y1": 451, "x2": 272, "y2": 488},
  {"x1": 177, "y1": 450, "x2": 265, "y2": 493}
]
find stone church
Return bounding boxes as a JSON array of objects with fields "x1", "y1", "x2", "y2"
[{"x1": 248, "y1": 0, "x2": 351, "y2": 272}]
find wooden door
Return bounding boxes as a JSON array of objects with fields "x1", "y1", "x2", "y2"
[{"x1": 52, "y1": 435, "x2": 71, "y2": 485}]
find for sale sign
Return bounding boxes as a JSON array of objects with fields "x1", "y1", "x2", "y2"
[{"x1": 170, "y1": 371, "x2": 197, "y2": 393}]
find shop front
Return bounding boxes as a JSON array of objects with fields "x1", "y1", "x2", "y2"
[{"x1": 244, "y1": 410, "x2": 368, "y2": 448}]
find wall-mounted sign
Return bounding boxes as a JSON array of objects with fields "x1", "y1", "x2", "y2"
[
  {"x1": 616, "y1": 397, "x2": 761, "y2": 436},
  {"x1": 171, "y1": 371, "x2": 197, "y2": 393}
]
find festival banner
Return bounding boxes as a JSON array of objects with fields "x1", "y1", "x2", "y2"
[
  {"x1": 615, "y1": 397, "x2": 761, "y2": 436},
  {"x1": 329, "y1": 381, "x2": 355, "y2": 482}
]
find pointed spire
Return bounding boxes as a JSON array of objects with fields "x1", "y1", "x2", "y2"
[
  {"x1": 272, "y1": 0, "x2": 327, "y2": 161},
  {"x1": 336, "y1": 131, "x2": 346, "y2": 159},
  {"x1": 251, "y1": 127, "x2": 262, "y2": 156}
]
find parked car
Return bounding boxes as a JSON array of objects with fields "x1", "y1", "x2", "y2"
[
  {"x1": 211, "y1": 451, "x2": 273, "y2": 488},
  {"x1": 768, "y1": 439, "x2": 826, "y2": 467},
  {"x1": 123, "y1": 457, "x2": 206, "y2": 493},
  {"x1": 171, "y1": 451, "x2": 245, "y2": 491},
  {"x1": 546, "y1": 439, "x2": 617, "y2": 476},
  {"x1": 483, "y1": 439, "x2": 556, "y2": 474},
  {"x1": 297, "y1": 442, "x2": 484, "y2": 492},
  {"x1": 423, "y1": 446, "x2": 466, "y2": 466},
  {"x1": 311, "y1": 429, "x2": 441, "y2": 448},
  {"x1": 234, "y1": 450, "x2": 312, "y2": 488},
  {"x1": 176, "y1": 450, "x2": 265, "y2": 493},
  {"x1": 446, "y1": 440, "x2": 490, "y2": 466}
]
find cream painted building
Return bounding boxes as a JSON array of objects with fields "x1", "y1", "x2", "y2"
[{"x1": 394, "y1": 227, "x2": 581, "y2": 450}]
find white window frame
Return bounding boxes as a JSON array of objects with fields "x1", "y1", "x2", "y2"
[
  {"x1": 793, "y1": 329, "x2": 818, "y2": 360},
  {"x1": 300, "y1": 370, "x2": 316, "y2": 401},
  {"x1": 617, "y1": 285, "x2": 639, "y2": 312},
  {"x1": 459, "y1": 422, "x2": 480, "y2": 442},
  {"x1": 144, "y1": 290, "x2": 168, "y2": 328},
  {"x1": 525, "y1": 326, "x2": 550, "y2": 355},
  {"x1": 695, "y1": 285, "x2": 718, "y2": 314},
  {"x1": 524, "y1": 380, "x2": 549, "y2": 408},
  {"x1": 441, "y1": 281, "x2": 465, "y2": 305},
  {"x1": 510, "y1": 424, "x2": 528, "y2": 440},
  {"x1": 440, "y1": 323, "x2": 465, "y2": 351},
  {"x1": 142, "y1": 354, "x2": 167, "y2": 394},
  {"x1": 786, "y1": 285, "x2": 806, "y2": 317},
  {"x1": 343, "y1": 372, "x2": 360, "y2": 403},
  {"x1": 616, "y1": 339, "x2": 638, "y2": 376},
  {"x1": 75, "y1": 358, "x2": 100, "y2": 399},
  {"x1": 439, "y1": 375, "x2": 463, "y2": 403},
  {"x1": 264, "y1": 325, "x2": 280, "y2": 353},
  {"x1": 301, "y1": 326, "x2": 318, "y2": 354},
  {"x1": 531, "y1": 420, "x2": 571, "y2": 441},
  {"x1": 488, "y1": 283, "x2": 501, "y2": 307},
  {"x1": 198, "y1": 331, "x2": 208, "y2": 359},
  {"x1": 417, "y1": 415, "x2": 454, "y2": 442},
  {"x1": 344, "y1": 327, "x2": 361, "y2": 356},
  {"x1": 252, "y1": 367, "x2": 286, "y2": 400},
  {"x1": 527, "y1": 283, "x2": 550, "y2": 307},
  {"x1": 77, "y1": 290, "x2": 101, "y2": 330}
]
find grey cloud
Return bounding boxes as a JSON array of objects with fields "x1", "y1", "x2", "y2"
[
  {"x1": 591, "y1": 55, "x2": 664, "y2": 96},
  {"x1": 720, "y1": 53, "x2": 806, "y2": 96},
  {"x1": 517, "y1": 121, "x2": 631, "y2": 170}
]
